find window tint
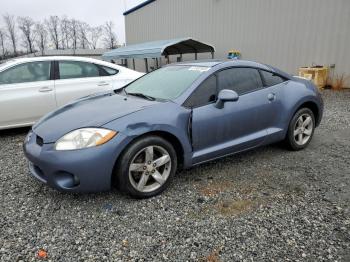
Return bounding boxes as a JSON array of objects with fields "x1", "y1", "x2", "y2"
[
  {"x1": 101, "y1": 66, "x2": 118, "y2": 76},
  {"x1": 260, "y1": 70, "x2": 286, "y2": 86},
  {"x1": 0, "y1": 61, "x2": 51, "y2": 85},
  {"x1": 59, "y1": 61, "x2": 99, "y2": 79},
  {"x1": 218, "y1": 68, "x2": 263, "y2": 95},
  {"x1": 184, "y1": 76, "x2": 217, "y2": 108}
]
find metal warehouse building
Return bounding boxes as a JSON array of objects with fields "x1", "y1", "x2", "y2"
[{"x1": 123, "y1": 0, "x2": 350, "y2": 84}]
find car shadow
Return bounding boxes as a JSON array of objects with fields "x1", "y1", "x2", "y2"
[
  {"x1": 0, "y1": 127, "x2": 30, "y2": 137},
  {"x1": 177, "y1": 142, "x2": 286, "y2": 178}
]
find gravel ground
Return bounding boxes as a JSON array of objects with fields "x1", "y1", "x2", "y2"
[{"x1": 1, "y1": 90, "x2": 349, "y2": 262}]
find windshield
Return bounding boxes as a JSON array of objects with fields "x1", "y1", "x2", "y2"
[{"x1": 125, "y1": 65, "x2": 210, "y2": 100}]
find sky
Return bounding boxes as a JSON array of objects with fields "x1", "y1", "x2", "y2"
[{"x1": 0, "y1": 0, "x2": 145, "y2": 44}]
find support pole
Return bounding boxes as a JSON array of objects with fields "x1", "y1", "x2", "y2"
[
  {"x1": 195, "y1": 52, "x2": 198, "y2": 60},
  {"x1": 156, "y1": 58, "x2": 159, "y2": 69},
  {"x1": 144, "y1": 58, "x2": 149, "y2": 73},
  {"x1": 132, "y1": 59, "x2": 135, "y2": 70},
  {"x1": 211, "y1": 52, "x2": 214, "y2": 59}
]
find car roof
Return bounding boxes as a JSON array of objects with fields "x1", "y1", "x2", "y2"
[
  {"x1": 174, "y1": 60, "x2": 225, "y2": 67},
  {"x1": 0, "y1": 56, "x2": 141, "y2": 73},
  {"x1": 4, "y1": 56, "x2": 105, "y2": 63},
  {"x1": 171, "y1": 59, "x2": 272, "y2": 71}
]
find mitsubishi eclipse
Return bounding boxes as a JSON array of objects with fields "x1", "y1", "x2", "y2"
[{"x1": 23, "y1": 60, "x2": 323, "y2": 198}]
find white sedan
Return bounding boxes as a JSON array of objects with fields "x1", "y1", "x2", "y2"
[{"x1": 0, "y1": 56, "x2": 143, "y2": 130}]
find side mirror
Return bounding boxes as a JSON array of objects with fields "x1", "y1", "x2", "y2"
[{"x1": 215, "y1": 89, "x2": 239, "y2": 109}]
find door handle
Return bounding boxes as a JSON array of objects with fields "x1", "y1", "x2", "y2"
[
  {"x1": 97, "y1": 81, "x2": 110, "y2": 87},
  {"x1": 38, "y1": 87, "x2": 53, "y2": 92},
  {"x1": 267, "y1": 93, "x2": 276, "y2": 101}
]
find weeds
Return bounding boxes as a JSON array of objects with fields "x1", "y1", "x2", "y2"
[{"x1": 331, "y1": 74, "x2": 349, "y2": 90}]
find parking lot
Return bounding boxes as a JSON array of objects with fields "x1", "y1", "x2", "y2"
[{"x1": 0, "y1": 90, "x2": 349, "y2": 261}]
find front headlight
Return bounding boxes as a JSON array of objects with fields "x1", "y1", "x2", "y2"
[{"x1": 55, "y1": 128, "x2": 117, "y2": 151}]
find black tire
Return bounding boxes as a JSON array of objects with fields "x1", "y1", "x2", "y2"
[
  {"x1": 285, "y1": 108, "x2": 315, "y2": 151},
  {"x1": 115, "y1": 136, "x2": 177, "y2": 198}
]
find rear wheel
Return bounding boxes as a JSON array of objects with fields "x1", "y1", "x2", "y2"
[
  {"x1": 115, "y1": 136, "x2": 177, "y2": 198},
  {"x1": 285, "y1": 108, "x2": 315, "y2": 150}
]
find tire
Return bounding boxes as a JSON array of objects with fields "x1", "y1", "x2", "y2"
[
  {"x1": 285, "y1": 108, "x2": 315, "y2": 151},
  {"x1": 115, "y1": 136, "x2": 177, "y2": 198}
]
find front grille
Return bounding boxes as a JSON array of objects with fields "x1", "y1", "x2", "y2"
[{"x1": 36, "y1": 135, "x2": 44, "y2": 146}]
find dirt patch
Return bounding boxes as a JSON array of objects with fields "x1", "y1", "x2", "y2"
[
  {"x1": 196, "y1": 180, "x2": 234, "y2": 197},
  {"x1": 216, "y1": 199, "x2": 259, "y2": 216},
  {"x1": 199, "y1": 247, "x2": 223, "y2": 262}
]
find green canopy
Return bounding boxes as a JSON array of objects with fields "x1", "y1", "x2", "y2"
[{"x1": 102, "y1": 37, "x2": 215, "y2": 60}]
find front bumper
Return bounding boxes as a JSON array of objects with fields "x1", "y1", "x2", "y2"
[{"x1": 23, "y1": 130, "x2": 130, "y2": 193}]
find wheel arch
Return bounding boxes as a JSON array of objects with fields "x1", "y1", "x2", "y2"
[
  {"x1": 294, "y1": 100, "x2": 321, "y2": 127},
  {"x1": 111, "y1": 130, "x2": 186, "y2": 187},
  {"x1": 138, "y1": 130, "x2": 185, "y2": 169}
]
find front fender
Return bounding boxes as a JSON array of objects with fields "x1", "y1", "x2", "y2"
[
  {"x1": 123, "y1": 122, "x2": 192, "y2": 154},
  {"x1": 103, "y1": 102, "x2": 193, "y2": 167}
]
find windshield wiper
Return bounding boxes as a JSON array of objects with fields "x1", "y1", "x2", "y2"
[{"x1": 127, "y1": 92, "x2": 156, "y2": 101}]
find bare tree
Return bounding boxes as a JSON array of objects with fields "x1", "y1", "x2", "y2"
[
  {"x1": 79, "y1": 22, "x2": 89, "y2": 49},
  {"x1": 18, "y1": 16, "x2": 36, "y2": 53},
  {"x1": 46, "y1": 16, "x2": 60, "y2": 49},
  {"x1": 70, "y1": 19, "x2": 79, "y2": 50},
  {"x1": 3, "y1": 14, "x2": 18, "y2": 55},
  {"x1": 60, "y1": 16, "x2": 71, "y2": 49},
  {"x1": 35, "y1": 22, "x2": 47, "y2": 55},
  {"x1": 0, "y1": 28, "x2": 7, "y2": 58},
  {"x1": 88, "y1": 26, "x2": 103, "y2": 49},
  {"x1": 1, "y1": 14, "x2": 118, "y2": 54},
  {"x1": 103, "y1": 21, "x2": 117, "y2": 49}
]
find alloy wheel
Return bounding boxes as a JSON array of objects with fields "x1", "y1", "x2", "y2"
[
  {"x1": 128, "y1": 145, "x2": 172, "y2": 193},
  {"x1": 293, "y1": 113, "x2": 314, "y2": 146}
]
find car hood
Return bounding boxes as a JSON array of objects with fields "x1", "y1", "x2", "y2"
[{"x1": 33, "y1": 92, "x2": 158, "y2": 143}]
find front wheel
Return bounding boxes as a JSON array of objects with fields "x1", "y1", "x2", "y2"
[
  {"x1": 285, "y1": 108, "x2": 315, "y2": 151},
  {"x1": 115, "y1": 136, "x2": 177, "y2": 198}
]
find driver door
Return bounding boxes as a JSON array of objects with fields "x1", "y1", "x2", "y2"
[{"x1": 190, "y1": 68, "x2": 273, "y2": 164}]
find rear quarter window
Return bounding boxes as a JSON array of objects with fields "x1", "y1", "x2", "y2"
[
  {"x1": 260, "y1": 70, "x2": 286, "y2": 87},
  {"x1": 100, "y1": 65, "x2": 119, "y2": 76}
]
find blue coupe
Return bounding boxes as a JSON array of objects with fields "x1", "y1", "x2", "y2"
[{"x1": 23, "y1": 60, "x2": 323, "y2": 198}]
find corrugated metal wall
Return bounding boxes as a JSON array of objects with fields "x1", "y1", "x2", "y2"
[{"x1": 125, "y1": 0, "x2": 350, "y2": 82}]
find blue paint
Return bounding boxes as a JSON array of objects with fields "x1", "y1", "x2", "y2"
[{"x1": 23, "y1": 60, "x2": 323, "y2": 193}]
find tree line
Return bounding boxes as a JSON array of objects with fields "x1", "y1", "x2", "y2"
[{"x1": 0, "y1": 14, "x2": 119, "y2": 60}]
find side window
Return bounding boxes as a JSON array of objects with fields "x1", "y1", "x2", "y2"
[
  {"x1": 58, "y1": 61, "x2": 100, "y2": 80},
  {"x1": 260, "y1": 70, "x2": 286, "y2": 87},
  {"x1": 100, "y1": 65, "x2": 119, "y2": 76},
  {"x1": 218, "y1": 68, "x2": 263, "y2": 95},
  {"x1": 184, "y1": 76, "x2": 217, "y2": 108},
  {"x1": 0, "y1": 61, "x2": 51, "y2": 85}
]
